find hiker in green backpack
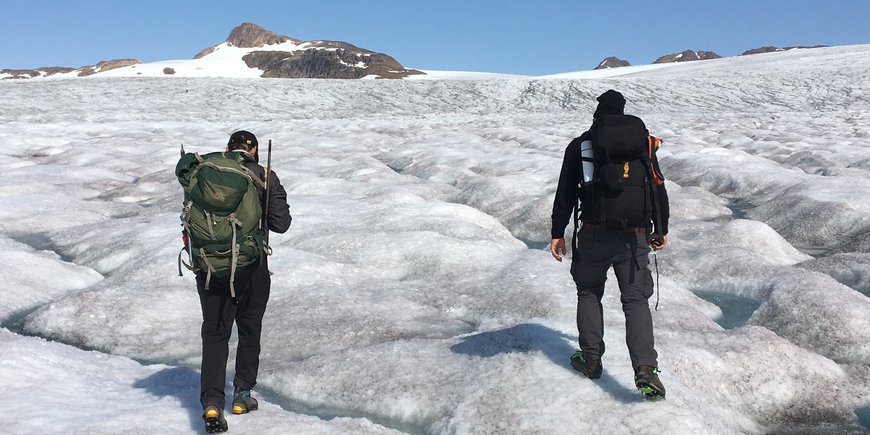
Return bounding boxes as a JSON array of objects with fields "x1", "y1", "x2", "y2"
[
  {"x1": 550, "y1": 90, "x2": 670, "y2": 400},
  {"x1": 176, "y1": 130, "x2": 291, "y2": 433}
]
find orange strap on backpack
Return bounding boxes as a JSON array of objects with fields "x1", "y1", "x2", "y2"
[{"x1": 647, "y1": 135, "x2": 665, "y2": 185}]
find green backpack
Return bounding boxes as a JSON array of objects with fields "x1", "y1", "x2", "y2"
[{"x1": 176, "y1": 151, "x2": 264, "y2": 298}]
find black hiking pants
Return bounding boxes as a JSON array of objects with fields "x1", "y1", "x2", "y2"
[
  {"x1": 571, "y1": 227, "x2": 658, "y2": 369},
  {"x1": 197, "y1": 261, "x2": 271, "y2": 409}
]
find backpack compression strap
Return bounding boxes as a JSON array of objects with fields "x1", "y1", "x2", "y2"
[
  {"x1": 228, "y1": 213, "x2": 242, "y2": 301},
  {"x1": 641, "y1": 141, "x2": 665, "y2": 238},
  {"x1": 645, "y1": 137, "x2": 665, "y2": 311},
  {"x1": 647, "y1": 136, "x2": 665, "y2": 186},
  {"x1": 624, "y1": 137, "x2": 665, "y2": 284}
]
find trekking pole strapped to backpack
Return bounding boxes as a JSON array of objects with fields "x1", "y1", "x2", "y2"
[{"x1": 262, "y1": 139, "x2": 273, "y2": 257}]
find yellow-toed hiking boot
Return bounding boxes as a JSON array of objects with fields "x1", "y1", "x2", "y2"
[
  {"x1": 232, "y1": 387, "x2": 259, "y2": 415},
  {"x1": 203, "y1": 405, "x2": 228, "y2": 433}
]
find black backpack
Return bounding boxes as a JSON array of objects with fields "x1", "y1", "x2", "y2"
[{"x1": 584, "y1": 114, "x2": 664, "y2": 232}]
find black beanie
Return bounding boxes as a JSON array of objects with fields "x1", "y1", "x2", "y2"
[
  {"x1": 228, "y1": 130, "x2": 258, "y2": 149},
  {"x1": 593, "y1": 90, "x2": 626, "y2": 118}
]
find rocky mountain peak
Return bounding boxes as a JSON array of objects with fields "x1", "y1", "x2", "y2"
[
  {"x1": 653, "y1": 49, "x2": 721, "y2": 64},
  {"x1": 190, "y1": 23, "x2": 422, "y2": 79},
  {"x1": 226, "y1": 22, "x2": 300, "y2": 48},
  {"x1": 194, "y1": 22, "x2": 301, "y2": 59},
  {"x1": 594, "y1": 56, "x2": 631, "y2": 70}
]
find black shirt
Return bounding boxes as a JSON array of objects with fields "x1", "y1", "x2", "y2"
[{"x1": 241, "y1": 156, "x2": 292, "y2": 234}]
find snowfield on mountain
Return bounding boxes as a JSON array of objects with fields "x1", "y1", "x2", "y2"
[{"x1": 1, "y1": 44, "x2": 869, "y2": 434}]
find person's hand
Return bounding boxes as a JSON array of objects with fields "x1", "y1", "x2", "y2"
[
  {"x1": 650, "y1": 234, "x2": 668, "y2": 251},
  {"x1": 550, "y1": 238, "x2": 567, "y2": 262}
]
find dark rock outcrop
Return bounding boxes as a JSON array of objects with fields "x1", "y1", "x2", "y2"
[
  {"x1": 653, "y1": 50, "x2": 721, "y2": 64},
  {"x1": 741, "y1": 45, "x2": 828, "y2": 56},
  {"x1": 0, "y1": 59, "x2": 139, "y2": 79},
  {"x1": 698, "y1": 51, "x2": 721, "y2": 60},
  {"x1": 41, "y1": 67, "x2": 76, "y2": 75},
  {"x1": 163, "y1": 67, "x2": 176, "y2": 75},
  {"x1": 742, "y1": 46, "x2": 784, "y2": 56},
  {"x1": 244, "y1": 47, "x2": 423, "y2": 79},
  {"x1": 0, "y1": 69, "x2": 42, "y2": 79},
  {"x1": 594, "y1": 56, "x2": 631, "y2": 70},
  {"x1": 193, "y1": 46, "x2": 217, "y2": 59},
  {"x1": 77, "y1": 59, "x2": 142, "y2": 76},
  {"x1": 1, "y1": 66, "x2": 75, "y2": 79}
]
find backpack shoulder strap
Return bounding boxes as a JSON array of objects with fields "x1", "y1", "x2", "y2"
[{"x1": 228, "y1": 152, "x2": 267, "y2": 189}]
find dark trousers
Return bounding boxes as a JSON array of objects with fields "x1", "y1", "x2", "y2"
[
  {"x1": 571, "y1": 228, "x2": 658, "y2": 369},
  {"x1": 197, "y1": 262, "x2": 271, "y2": 408}
]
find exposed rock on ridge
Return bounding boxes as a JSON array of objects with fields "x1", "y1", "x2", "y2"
[
  {"x1": 77, "y1": 59, "x2": 142, "y2": 77},
  {"x1": 244, "y1": 39, "x2": 423, "y2": 79},
  {"x1": 0, "y1": 59, "x2": 141, "y2": 79},
  {"x1": 0, "y1": 67, "x2": 74, "y2": 79},
  {"x1": 194, "y1": 22, "x2": 301, "y2": 58},
  {"x1": 228, "y1": 22, "x2": 299, "y2": 48},
  {"x1": 653, "y1": 49, "x2": 721, "y2": 64},
  {"x1": 741, "y1": 45, "x2": 829, "y2": 56},
  {"x1": 594, "y1": 56, "x2": 631, "y2": 70}
]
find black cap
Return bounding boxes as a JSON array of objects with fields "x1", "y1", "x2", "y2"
[
  {"x1": 228, "y1": 130, "x2": 258, "y2": 149},
  {"x1": 594, "y1": 90, "x2": 626, "y2": 118}
]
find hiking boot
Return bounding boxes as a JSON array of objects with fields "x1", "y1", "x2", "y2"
[
  {"x1": 570, "y1": 350, "x2": 603, "y2": 379},
  {"x1": 634, "y1": 365, "x2": 666, "y2": 399},
  {"x1": 203, "y1": 405, "x2": 228, "y2": 433},
  {"x1": 232, "y1": 387, "x2": 259, "y2": 415}
]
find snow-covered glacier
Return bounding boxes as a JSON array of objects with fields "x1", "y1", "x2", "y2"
[{"x1": 1, "y1": 44, "x2": 869, "y2": 434}]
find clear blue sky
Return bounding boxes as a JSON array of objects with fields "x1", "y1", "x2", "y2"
[{"x1": 2, "y1": 0, "x2": 869, "y2": 75}]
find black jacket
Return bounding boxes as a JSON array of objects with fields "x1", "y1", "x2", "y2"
[
  {"x1": 551, "y1": 131, "x2": 669, "y2": 238},
  {"x1": 241, "y1": 156, "x2": 292, "y2": 234}
]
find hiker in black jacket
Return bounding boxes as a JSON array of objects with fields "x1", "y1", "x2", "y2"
[
  {"x1": 196, "y1": 131, "x2": 292, "y2": 431},
  {"x1": 550, "y1": 90, "x2": 670, "y2": 399}
]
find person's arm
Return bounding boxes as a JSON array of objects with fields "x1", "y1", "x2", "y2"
[
  {"x1": 550, "y1": 137, "x2": 583, "y2": 261},
  {"x1": 266, "y1": 170, "x2": 292, "y2": 234},
  {"x1": 649, "y1": 154, "x2": 670, "y2": 250}
]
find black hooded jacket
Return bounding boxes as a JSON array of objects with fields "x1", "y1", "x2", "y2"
[
  {"x1": 550, "y1": 131, "x2": 669, "y2": 238},
  {"x1": 240, "y1": 153, "x2": 292, "y2": 235},
  {"x1": 550, "y1": 90, "x2": 669, "y2": 239}
]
